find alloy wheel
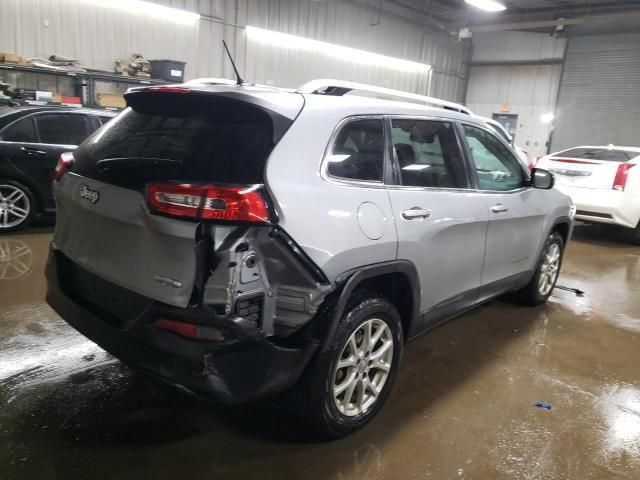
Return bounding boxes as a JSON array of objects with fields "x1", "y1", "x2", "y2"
[
  {"x1": 0, "y1": 185, "x2": 31, "y2": 229},
  {"x1": 333, "y1": 318, "x2": 394, "y2": 417},
  {"x1": 538, "y1": 242, "x2": 561, "y2": 296}
]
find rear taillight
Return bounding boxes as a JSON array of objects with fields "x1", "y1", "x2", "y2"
[
  {"x1": 613, "y1": 163, "x2": 635, "y2": 191},
  {"x1": 154, "y1": 318, "x2": 225, "y2": 342},
  {"x1": 53, "y1": 152, "x2": 74, "y2": 181},
  {"x1": 147, "y1": 183, "x2": 271, "y2": 223}
]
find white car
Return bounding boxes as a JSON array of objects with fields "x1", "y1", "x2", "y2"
[{"x1": 536, "y1": 145, "x2": 640, "y2": 243}]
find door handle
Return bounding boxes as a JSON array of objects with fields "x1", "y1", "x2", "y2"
[
  {"x1": 402, "y1": 207, "x2": 432, "y2": 220},
  {"x1": 491, "y1": 204, "x2": 509, "y2": 213},
  {"x1": 21, "y1": 146, "x2": 47, "y2": 156}
]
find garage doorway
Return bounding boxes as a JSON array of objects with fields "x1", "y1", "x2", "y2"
[{"x1": 491, "y1": 113, "x2": 518, "y2": 141}]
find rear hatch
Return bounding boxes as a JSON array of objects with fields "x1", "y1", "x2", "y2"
[
  {"x1": 540, "y1": 147, "x2": 639, "y2": 189},
  {"x1": 52, "y1": 86, "x2": 303, "y2": 308}
]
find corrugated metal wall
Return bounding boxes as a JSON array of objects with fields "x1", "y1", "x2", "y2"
[
  {"x1": 244, "y1": 31, "x2": 429, "y2": 93},
  {"x1": 0, "y1": 0, "x2": 470, "y2": 101},
  {"x1": 472, "y1": 31, "x2": 566, "y2": 63},
  {"x1": 466, "y1": 64, "x2": 562, "y2": 159},
  {"x1": 551, "y1": 33, "x2": 640, "y2": 151},
  {"x1": 466, "y1": 31, "x2": 566, "y2": 159}
]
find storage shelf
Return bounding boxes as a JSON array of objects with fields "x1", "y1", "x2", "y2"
[{"x1": 0, "y1": 63, "x2": 169, "y2": 108}]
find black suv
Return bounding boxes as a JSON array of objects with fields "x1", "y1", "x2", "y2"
[{"x1": 0, "y1": 106, "x2": 116, "y2": 231}]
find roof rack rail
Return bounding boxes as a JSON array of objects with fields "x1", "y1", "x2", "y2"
[{"x1": 297, "y1": 79, "x2": 472, "y2": 115}]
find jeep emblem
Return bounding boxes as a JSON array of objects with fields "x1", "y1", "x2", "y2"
[{"x1": 80, "y1": 185, "x2": 100, "y2": 204}]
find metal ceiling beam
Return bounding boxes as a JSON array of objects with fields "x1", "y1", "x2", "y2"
[
  {"x1": 504, "y1": 1, "x2": 640, "y2": 15},
  {"x1": 383, "y1": 0, "x2": 455, "y2": 27},
  {"x1": 470, "y1": 58, "x2": 564, "y2": 66},
  {"x1": 466, "y1": 10, "x2": 640, "y2": 32},
  {"x1": 346, "y1": 0, "x2": 454, "y2": 32}
]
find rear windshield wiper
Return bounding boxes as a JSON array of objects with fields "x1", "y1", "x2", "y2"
[{"x1": 96, "y1": 157, "x2": 183, "y2": 173}]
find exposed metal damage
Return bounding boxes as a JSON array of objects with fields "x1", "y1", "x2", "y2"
[{"x1": 200, "y1": 225, "x2": 333, "y2": 339}]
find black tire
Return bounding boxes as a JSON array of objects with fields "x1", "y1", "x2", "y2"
[
  {"x1": 0, "y1": 180, "x2": 36, "y2": 233},
  {"x1": 297, "y1": 290, "x2": 403, "y2": 439},
  {"x1": 515, "y1": 232, "x2": 564, "y2": 306}
]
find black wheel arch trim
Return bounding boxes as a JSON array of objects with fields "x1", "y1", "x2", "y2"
[
  {"x1": 319, "y1": 260, "x2": 420, "y2": 352},
  {"x1": 548, "y1": 216, "x2": 573, "y2": 250},
  {"x1": 524, "y1": 217, "x2": 572, "y2": 285}
]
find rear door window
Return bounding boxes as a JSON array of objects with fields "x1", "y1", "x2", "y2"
[
  {"x1": 1, "y1": 116, "x2": 37, "y2": 143},
  {"x1": 72, "y1": 94, "x2": 279, "y2": 188},
  {"x1": 36, "y1": 114, "x2": 90, "y2": 145},
  {"x1": 326, "y1": 119, "x2": 384, "y2": 182},
  {"x1": 390, "y1": 119, "x2": 468, "y2": 188}
]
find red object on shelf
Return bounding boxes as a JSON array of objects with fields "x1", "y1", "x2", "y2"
[{"x1": 61, "y1": 96, "x2": 81, "y2": 104}]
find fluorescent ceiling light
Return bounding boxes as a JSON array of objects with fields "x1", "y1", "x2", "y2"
[
  {"x1": 81, "y1": 0, "x2": 200, "y2": 25},
  {"x1": 402, "y1": 164, "x2": 430, "y2": 171},
  {"x1": 246, "y1": 26, "x2": 430, "y2": 73},
  {"x1": 464, "y1": 0, "x2": 506, "y2": 12}
]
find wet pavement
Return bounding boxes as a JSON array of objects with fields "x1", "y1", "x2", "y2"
[{"x1": 1, "y1": 224, "x2": 640, "y2": 479}]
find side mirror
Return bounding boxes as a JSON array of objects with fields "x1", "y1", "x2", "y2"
[{"x1": 531, "y1": 168, "x2": 554, "y2": 189}]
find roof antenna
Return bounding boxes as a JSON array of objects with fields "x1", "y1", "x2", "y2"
[{"x1": 223, "y1": 40, "x2": 244, "y2": 86}]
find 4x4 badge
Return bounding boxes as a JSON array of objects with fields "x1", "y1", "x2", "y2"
[{"x1": 80, "y1": 185, "x2": 100, "y2": 204}]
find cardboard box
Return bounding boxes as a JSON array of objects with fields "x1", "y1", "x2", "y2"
[
  {"x1": 61, "y1": 96, "x2": 81, "y2": 105},
  {"x1": 97, "y1": 93, "x2": 126, "y2": 109},
  {"x1": 1, "y1": 53, "x2": 26, "y2": 64}
]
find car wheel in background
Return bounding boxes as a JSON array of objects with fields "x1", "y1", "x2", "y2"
[{"x1": 0, "y1": 181, "x2": 36, "y2": 233}]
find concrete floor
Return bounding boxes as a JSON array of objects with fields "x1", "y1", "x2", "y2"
[{"x1": 1, "y1": 224, "x2": 639, "y2": 480}]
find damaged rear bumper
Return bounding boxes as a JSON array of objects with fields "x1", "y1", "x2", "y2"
[{"x1": 45, "y1": 245, "x2": 317, "y2": 403}]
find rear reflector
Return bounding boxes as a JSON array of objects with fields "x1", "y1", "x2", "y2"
[
  {"x1": 154, "y1": 318, "x2": 225, "y2": 342},
  {"x1": 550, "y1": 157, "x2": 601, "y2": 165},
  {"x1": 53, "y1": 152, "x2": 74, "y2": 181},
  {"x1": 147, "y1": 183, "x2": 271, "y2": 223},
  {"x1": 613, "y1": 163, "x2": 635, "y2": 191}
]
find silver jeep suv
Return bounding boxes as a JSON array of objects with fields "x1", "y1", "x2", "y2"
[{"x1": 46, "y1": 79, "x2": 574, "y2": 438}]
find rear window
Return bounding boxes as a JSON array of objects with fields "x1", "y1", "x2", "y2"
[
  {"x1": 327, "y1": 119, "x2": 384, "y2": 182},
  {"x1": 557, "y1": 147, "x2": 637, "y2": 162},
  {"x1": 72, "y1": 93, "x2": 281, "y2": 188}
]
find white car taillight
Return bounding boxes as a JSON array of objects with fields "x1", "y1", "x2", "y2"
[
  {"x1": 528, "y1": 156, "x2": 541, "y2": 171},
  {"x1": 613, "y1": 163, "x2": 635, "y2": 191}
]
